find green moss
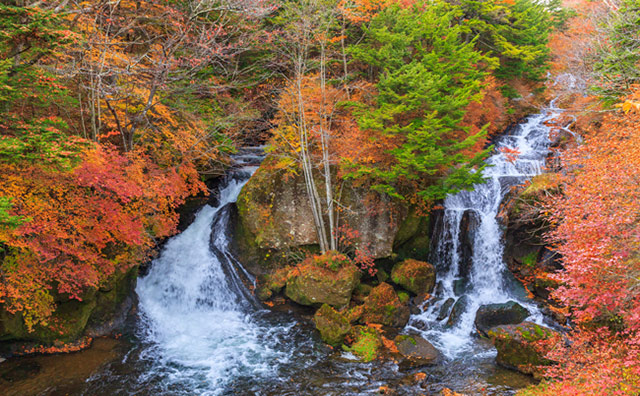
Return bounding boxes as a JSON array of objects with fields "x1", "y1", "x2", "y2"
[
  {"x1": 314, "y1": 304, "x2": 351, "y2": 346},
  {"x1": 343, "y1": 328, "x2": 381, "y2": 362},
  {"x1": 397, "y1": 291, "x2": 409, "y2": 303},
  {"x1": 390, "y1": 259, "x2": 435, "y2": 295},
  {"x1": 396, "y1": 335, "x2": 416, "y2": 345},
  {"x1": 488, "y1": 322, "x2": 557, "y2": 375},
  {"x1": 521, "y1": 251, "x2": 539, "y2": 268}
]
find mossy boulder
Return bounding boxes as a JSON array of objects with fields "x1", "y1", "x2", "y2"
[
  {"x1": 391, "y1": 259, "x2": 436, "y2": 295},
  {"x1": 0, "y1": 267, "x2": 136, "y2": 349},
  {"x1": 343, "y1": 326, "x2": 382, "y2": 362},
  {"x1": 394, "y1": 334, "x2": 440, "y2": 367},
  {"x1": 474, "y1": 301, "x2": 530, "y2": 337},
  {"x1": 488, "y1": 321, "x2": 559, "y2": 377},
  {"x1": 235, "y1": 160, "x2": 411, "y2": 260},
  {"x1": 313, "y1": 304, "x2": 351, "y2": 346},
  {"x1": 361, "y1": 282, "x2": 410, "y2": 328},
  {"x1": 285, "y1": 255, "x2": 360, "y2": 308}
]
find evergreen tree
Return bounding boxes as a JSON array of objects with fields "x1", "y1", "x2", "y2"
[
  {"x1": 348, "y1": 0, "x2": 493, "y2": 202},
  {"x1": 453, "y1": 0, "x2": 556, "y2": 83}
]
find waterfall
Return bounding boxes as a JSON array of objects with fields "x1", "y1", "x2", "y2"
[
  {"x1": 408, "y1": 108, "x2": 560, "y2": 357},
  {"x1": 134, "y1": 158, "x2": 299, "y2": 396}
]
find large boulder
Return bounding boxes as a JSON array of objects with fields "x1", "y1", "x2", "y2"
[
  {"x1": 285, "y1": 256, "x2": 360, "y2": 309},
  {"x1": 235, "y1": 160, "x2": 411, "y2": 259},
  {"x1": 390, "y1": 259, "x2": 436, "y2": 295},
  {"x1": 488, "y1": 321, "x2": 559, "y2": 377},
  {"x1": 474, "y1": 301, "x2": 530, "y2": 336},
  {"x1": 361, "y1": 283, "x2": 410, "y2": 328},
  {"x1": 313, "y1": 304, "x2": 351, "y2": 346},
  {"x1": 394, "y1": 335, "x2": 440, "y2": 367}
]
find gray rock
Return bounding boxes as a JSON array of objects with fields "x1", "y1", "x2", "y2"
[
  {"x1": 474, "y1": 301, "x2": 530, "y2": 336},
  {"x1": 437, "y1": 298, "x2": 455, "y2": 321},
  {"x1": 395, "y1": 335, "x2": 440, "y2": 367},
  {"x1": 446, "y1": 295, "x2": 470, "y2": 327}
]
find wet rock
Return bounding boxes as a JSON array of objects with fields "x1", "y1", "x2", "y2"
[
  {"x1": 394, "y1": 334, "x2": 439, "y2": 367},
  {"x1": 488, "y1": 321, "x2": 559, "y2": 377},
  {"x1": 361, "y1": 283, "x2": 410, "y2": 328},
  {"x1": 459, "y1": 210, "x2": 480, "y2": 280},
  {"x1": 453, "y1": 278, "x2": 467, "y2": 296},
  {"x1": 376, "y1": 386, "x2": 398, "y2": 395},
  {"x1": 446, "y1": 295, "x2": 469, "y2": 327},
  {"x1": 285, "y1": 257, "x2": 360, "y2": 309},
  {"x1": 399, "y1": 372, "x2": 428, "y2": 387},
  {"x1": 313, "y1": 304, "x2": 351, "y2": 346},
  {"x1": 437, "y1": 298, "x2": 455, "y2": 321},
  {"x1": 474, "y1": 301, "x2": 530, "y2": 336},
  {"x1": 390, "y1": 259, "x2": 436, "y2": 295}
]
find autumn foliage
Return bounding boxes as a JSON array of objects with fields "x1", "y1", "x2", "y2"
[
  {"x1": 530, "y1": 92, "x2": 640, "y2": 395},
  {"x1": 0, "y1": 1, "x2": 264, "y2": 331},
  {"x1": 515, "y1": 2, "x2": 640, "y2": 394}
]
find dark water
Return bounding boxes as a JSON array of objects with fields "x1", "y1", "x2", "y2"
[{"x1": 0, "y1": 317, "x2": 534, "y2": 396}]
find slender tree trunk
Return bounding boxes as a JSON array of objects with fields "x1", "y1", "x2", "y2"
[
  {"x1": 295, "y1": 48, "x2": 329, "y2": 252},
  {"x1": 319, "y1": 40, "x2": 336, "y2": 251}
]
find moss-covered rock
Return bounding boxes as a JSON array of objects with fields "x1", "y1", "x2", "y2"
[
  {"x1": 343, "y1": 326, "x2": 382, "y2": 362},
  {"x1": 0, "y1": 267, "x2": 137, "y2": 348},
  {"x1": 393, "y1": 207, "x2": 430, "y2": 261},
  {"x1": 361, "y1": 282, "x2": 410, "y2": 328},
  {"x1": 390, "y1": 259, "x2": 436, "y2": 295},
  {"x1": 256, "y1": 267, "x2": 291, "y2": 301},
  {"x1": 285, "y1": 255, "x2": 360, "y2": 308},
  {"x1": 488, "y1": 321, "x2": 559, "y2": 377},
  {"x1": 352, "y1": 283, "x2": 373, "y2": 304},
  {"x1": 235, "y1": 159, "x2": 412, "y2": 261},
  {"x1": 313, "y1": 304, "x2": 351, "y2": 346}
]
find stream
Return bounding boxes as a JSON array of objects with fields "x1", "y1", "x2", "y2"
[{"x1": 0, "y1": 104, "x2": 564, "y2": 396}]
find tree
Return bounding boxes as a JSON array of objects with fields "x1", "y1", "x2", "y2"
[
  {"x1": 453, "y1": 0, "x2": 558, "y2": 83},
  {"x1": 530, "y1": 91, "x2": 640, "y2": 396},
  {"x1": 346, "y1": 0, "x2": 492, "y2": 202},
  {"x1": 592, "y1": 0, "x2": 640, "y2": 103},
  {"x1": 270, "y1": 0, "x2": 344, "y2": 253}
]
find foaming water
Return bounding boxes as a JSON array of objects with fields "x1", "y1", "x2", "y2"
[
  {"x1": 409, "y1": 109, "x2": 559, "y2": 358},
  {"x1": 134, "y1": 168, "x2": 298, "y2": 395}
]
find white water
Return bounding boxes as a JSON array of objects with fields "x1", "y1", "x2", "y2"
[
  {"x1": 135, "y1": 166, "x2": 296, "y2": 395},
  {"x1": 408, "y1": 107, "x2": 561, "y2": 358}
]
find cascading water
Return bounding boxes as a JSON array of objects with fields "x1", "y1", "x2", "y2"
[
  {"x1": 408, "y1": 106, "x2": 561, "y2": 357},
  {"x1": 131, "y1": 153, "x2": 309, "y2": 395}
]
